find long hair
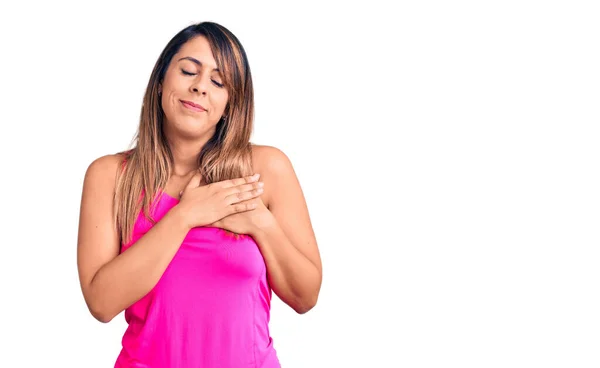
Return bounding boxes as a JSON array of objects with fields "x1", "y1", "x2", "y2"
[{"x1": 114, "y1": 22, "x2": 255, "y2": 245}]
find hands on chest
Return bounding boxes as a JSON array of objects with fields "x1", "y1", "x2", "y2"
[{"x1": 174, "y1": 171, "x2": 274, "y2": 237}]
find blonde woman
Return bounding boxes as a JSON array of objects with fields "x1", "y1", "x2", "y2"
[{"x1": 76, "y1": 21, "x2": 322, "y2": 367}]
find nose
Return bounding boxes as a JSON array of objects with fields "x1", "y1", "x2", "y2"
[
  {"x1": 190, "y1": 75, "x2": 209, "y2": 95},
  {"x1": 191, "y1": 85, "x2": 207, "y2": 95}
]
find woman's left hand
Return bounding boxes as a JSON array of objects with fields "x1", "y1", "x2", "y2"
[{"x1": 210, "y1": 196, "x2": 275, "y2": 237}]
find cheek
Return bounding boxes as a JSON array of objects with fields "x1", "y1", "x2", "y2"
[
  {"x1": 167, "y1": 88, "x2": 184, "y2": 106},
  {"x1": 161, "y1": 92, "x2": 182, "y2": 119},
  {"x1": 161, "y1": 92, "x2": 173, "y2": 111},
  {"x1": 216, "y1": 92, "x2": 229, "y2": 112}
]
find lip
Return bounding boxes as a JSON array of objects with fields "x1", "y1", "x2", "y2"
[{"x1": 180, "y1": 100, "x2": 207, "y2": 112}]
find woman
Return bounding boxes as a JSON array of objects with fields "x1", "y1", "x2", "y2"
[{"x1": 76, "y1": 21, "x2": 322, "y2": 367}]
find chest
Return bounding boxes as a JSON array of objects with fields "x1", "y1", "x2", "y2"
[
  {"x1": 124, "y1": 214, "x2": 268, "y2": 319},
  {"x1": 167, "y1": 227, "x2": 267, "y2": 285}
]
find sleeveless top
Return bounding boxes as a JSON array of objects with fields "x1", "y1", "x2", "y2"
[{"x1": 114, "y1": 189, "x2": 281, "y2": 368}]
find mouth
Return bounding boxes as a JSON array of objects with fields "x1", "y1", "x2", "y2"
[{"x1": 180, "y1": 100, "x2": 207, "y2": 112}]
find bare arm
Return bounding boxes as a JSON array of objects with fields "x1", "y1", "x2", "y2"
[
  {"x1": 76, "y1": 154, "x2": 189, "y2": 323},
  {"x1": 252, "y1": 146, "x2": 322, "y2": 314}
]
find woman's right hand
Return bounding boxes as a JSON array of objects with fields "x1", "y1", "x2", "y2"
[{"x1": 176, "y1": 172, "x2": 264, "y2": 229}]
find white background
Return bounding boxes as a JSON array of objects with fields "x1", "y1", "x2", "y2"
[{"x1": 0, "y1": 1, "x2": 598, "y2": 367}]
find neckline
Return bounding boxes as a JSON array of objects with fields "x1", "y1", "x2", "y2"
[{"x1": 157, "y1": 190, "x2": 180, "y2": 203}]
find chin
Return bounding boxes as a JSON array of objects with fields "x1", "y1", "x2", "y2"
[{"x1": 183, "y1": 122, "x2": 217, "y2": 138}]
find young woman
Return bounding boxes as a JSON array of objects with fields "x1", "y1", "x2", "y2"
[{"x1": 76, "y1": 21, "x2": 322, "y2": 367}]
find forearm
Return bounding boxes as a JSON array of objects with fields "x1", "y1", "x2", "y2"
[
  {"x1": 88, "y1": 205, "x2": 189, "y2": 322},
  {"x1": 252, "y1": 223, "x2": 321, "y2": 314}
]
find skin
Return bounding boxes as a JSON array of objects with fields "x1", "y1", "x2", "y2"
[{"x1": 77, "y1": 35, "x2": 322, "y2": 320}]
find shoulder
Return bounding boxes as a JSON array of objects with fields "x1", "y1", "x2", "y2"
[
  {"x1": 250, "y1": 144, "x2": 296, "y2": 208},
  {"x1": 83, "y1": 152, "x2": 129, "y2": 190},
  {"x1": 86, "y1": 153, "x2": 126, "y2": 176},
  {"x1": 250, "y1": 144, "x2": 294, "y2": 174}
]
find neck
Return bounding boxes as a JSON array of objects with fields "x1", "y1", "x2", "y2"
[{"x1": 165, "y1": 130, "x2": 216, "y2": 177}]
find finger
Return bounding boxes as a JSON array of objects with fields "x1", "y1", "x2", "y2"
[
  {"x1": 223, "y1": 181, "x2": 263, "y2": 198},
  {"x1": 229, "y1": 201, "x2": 258, "y2": 215},
  {"x1": 224, "y1": 186, "x2": 263, "y2": 205},
  {"x1": 220, "y1": 174, "x2": 260, "y2": 189},
  {"x1": 185, "y1": 171, "x2": 203, "y2": 190}
]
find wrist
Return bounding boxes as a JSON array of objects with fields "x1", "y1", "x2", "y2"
[
  {"x1": 252, "y1": 216, "x2": 278, "y2": 239},
  {"x1": 169, "y1": 203, "x2": 192, "y2": 231}
]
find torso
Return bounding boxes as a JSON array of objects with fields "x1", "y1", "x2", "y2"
[
  {"x1": 115, "y1": 182, "x2": 280, "y2": 368},
  {"x1": 113, "y1": 144, "x2": 281, "y2": 367}
]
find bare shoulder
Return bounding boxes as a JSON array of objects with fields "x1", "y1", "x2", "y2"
[
  {"x1": 250, "y1": 144, "x2": 297, "y2": 208},
  {"x1": 250, "y1": 144, "x2": 294, "y2": 174},
  {"x1": 83, "y1": 153, "x2": 127, "y2": 190},
  {"x1": 86, "y1": 152, "x2": 126, "y2": 173}
]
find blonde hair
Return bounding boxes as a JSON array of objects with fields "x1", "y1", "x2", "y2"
[{"x1": 114, "y1": 22, "x2": 255, "y2": 245}]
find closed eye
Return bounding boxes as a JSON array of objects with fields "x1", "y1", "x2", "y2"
[{"x1": 181, "y1": 69, "x2": 224, "y2": 88}]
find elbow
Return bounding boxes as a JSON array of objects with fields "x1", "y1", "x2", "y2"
[
  {"x1": 87, "y1": 300, "x2": 116, "y2": 324},
  {"x1": 293, "y1": 294, "x2": 319, "y2": 315},
  {"x1": 83, "y1": 284, "x2": 117, "y2": 323},
  {"x1": 294, "y1": 305, "x2": 314, "y2": 315},
  {"x1": 92, "y1": 310, "x2": 115, "y2": 324}
]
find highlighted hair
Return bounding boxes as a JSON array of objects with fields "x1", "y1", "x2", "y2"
[{"x1": 115, "y1": 22, "x2": 255, "y2": 245}]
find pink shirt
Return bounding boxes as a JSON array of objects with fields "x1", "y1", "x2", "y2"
[{"x1": 114, "y1": 191, "x2": 280, "y2": 367}]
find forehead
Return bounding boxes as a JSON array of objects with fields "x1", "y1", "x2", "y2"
[{"x1": 175, "y1": 36, "x2": 218, "y2": 68}]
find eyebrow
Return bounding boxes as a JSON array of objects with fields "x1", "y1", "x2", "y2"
[{"x1": 178, "y1": 56, "x2": 220, "y2": 72}]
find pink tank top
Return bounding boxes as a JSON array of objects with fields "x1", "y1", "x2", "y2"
[{"x1": 114, "y1": 190, "x2": 280, "y2": 367}]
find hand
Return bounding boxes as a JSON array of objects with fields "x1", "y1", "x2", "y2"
[
  {"x1": 176, "y1": 172, "x2": 264, "y2": 229},
  {"x1": 210, "y1": 195, "x2": 275, "y2": 237}
]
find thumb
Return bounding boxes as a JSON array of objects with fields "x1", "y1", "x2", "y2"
[{"x1": 182, "y1": 170, "x2": 203, "y2": 196}]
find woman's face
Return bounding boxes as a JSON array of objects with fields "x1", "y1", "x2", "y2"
[{"x1": 160, "y1": 35, "x2": 229, "y2": 139}]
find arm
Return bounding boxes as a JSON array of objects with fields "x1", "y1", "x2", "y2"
[
  {"x1": 251, "y1": 146, "x2": 322, "y2": 314},
  {"x1": 77, "y1": 154, "x2": 189, "y2": 323}
]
